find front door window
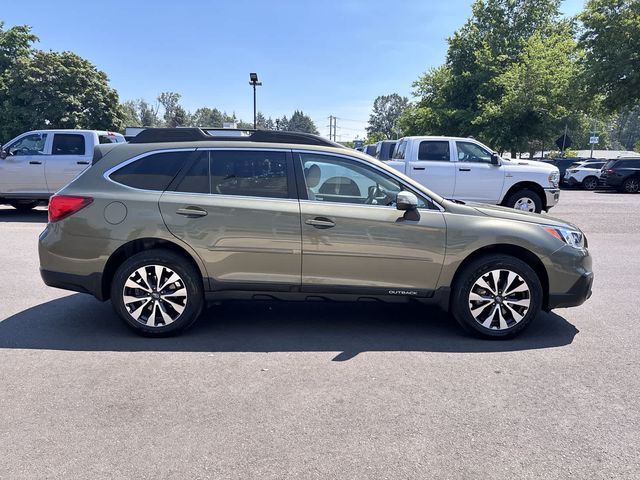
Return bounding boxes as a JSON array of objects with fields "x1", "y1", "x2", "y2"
[{"x1": 7, "y1": 133, "x2": 48, "y2": 156}]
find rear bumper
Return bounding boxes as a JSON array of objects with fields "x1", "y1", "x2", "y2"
[
  {"x1": 547, "y1": 271, "x2": 593, "y2": 309},
  {"x1": 544, "y1": 188, "x2": 560, "y2": 209},
  {"x1": 40, "y1": 269, "x2": 104, "y2": 300}
]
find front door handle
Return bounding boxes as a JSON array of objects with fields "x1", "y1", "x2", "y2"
[
  {"x1": 77, "y1": 160, "x2": 90, "y2": 165},
  {"x1": 413, "y1": 167, "x2": 426, "y2": 171},
  {"x1": 458, "y1": 168, "x2": 471, "y2": 172},
  {"x1": 305, "y1": 217, "x2": 335, "y2": 229},
  {"x1": 176, "y1": 206, "x2": 208, "y2": 217},
  {"x1": 29, "y1": 160, "x2": 42, "y2": 165}
]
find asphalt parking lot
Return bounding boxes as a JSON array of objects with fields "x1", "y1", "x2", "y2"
[{"x1": 0, "y1": 190, "x2": 639, "y2": 479}]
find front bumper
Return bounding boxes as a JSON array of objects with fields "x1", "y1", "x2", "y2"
[
  {"x1": 544, "y1": 188, "x2": 560, "y2": 209},
  {"x1": 547, "y1": 271, "x2": 593, "y2": 309}
]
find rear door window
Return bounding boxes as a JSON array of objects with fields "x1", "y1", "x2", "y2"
[
  {"x1": 210, "y1": 150, "x2": 289, "y2": 199},
  {"x1": 52, "y1": 134, "x2": 86, "y2": 155},
  {"x1": 174, "y1": 152, "x2": 210, "y2": 194},
  {"x1": 418, "y1": 141, "x2": 450, "y2": 161},
  {"x1": 110, "y1": 150, "x2": 192, "y2": 191}
]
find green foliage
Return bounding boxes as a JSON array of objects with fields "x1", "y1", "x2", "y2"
[
  {"x1": 0, "y1": 50, "x2": 123, "y2": 140},
  {"x1": 365, "y1": 131, "x2": 386, "y2": 144},
  {"x1": 579, "y1": 0, "x2": 640, "y2": 112},
  {"x1": 402, "y1": 0, "x2": 591, "y2": 154},
  {"x1": 366, "y1": 93, "x2": 408, "y2": 138},
  {"x1": 635, "y1": 139, "x2": 640, "y2": 152},
  {"x1": 0, "y1": 22, "x2": 123, "y2": 141},
  {"x1": 285, "y1": 110, "x2": 318, "y2": 134},
  {"x1": 0, "y1": 21, "x2": 37, "y2": 73}
]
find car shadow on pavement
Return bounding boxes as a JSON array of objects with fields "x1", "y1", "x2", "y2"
[
  {"x1": 0, "y1": 294, "x2": 579, "y2": 360},
  {"x1": 0, "y1": 208, "x2": 48, "y2": 223}
]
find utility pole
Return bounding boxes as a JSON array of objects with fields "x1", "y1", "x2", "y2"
[
  {"x1": 333, "y1": 116, "x2": 337, "y2": 142},
  {"x1": 328, "y1": 116, "x2": 337, "y2": 141}
]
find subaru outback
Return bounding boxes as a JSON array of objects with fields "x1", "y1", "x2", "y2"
[{"x1": 39, "y1": 128, "x2": 593, "y2": 338}]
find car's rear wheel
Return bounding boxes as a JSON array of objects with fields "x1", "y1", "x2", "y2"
[
  {"x1": 110, "y1": 249, "x2": 204, "y2": 336},
  {"x1": 9, "y1": 200, "x2": 38, "y2": 212},
  {"x1": 582, "y1": 176, "x2": 599, "y2": 190},
  {"x1": 504, "y1": 189, "x2": 542, "y2": 213},
  {"x1": 622, "y1": 177, "x2": 639, "y2": 193},
  {"x1": 451, "y1": 254, "x2": 543, "y2": 339}
]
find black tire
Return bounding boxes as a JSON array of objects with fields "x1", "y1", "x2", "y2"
[
  {"x1": 110, "y1": 249, "x2": 204, "y2": 336},
  {"x1": 450, "y1": 254, "x2": 543, "y2": 339},
  {"x1": 504, "y1": 189, "x2": 543, "y2": 213},
  {"x1": 621, "y1": 177, "x2": 640, "y2": 193},
  {"x1": 9, "y1": 200, "x2": 38, "y2": 212},
  {"x1": 582, "y1": 176, "x2": 599, "y2": 191}
]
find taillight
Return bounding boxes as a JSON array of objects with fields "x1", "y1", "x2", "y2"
[{"x1": 48, "y1": 195, "x2": 93, "y2": 222}]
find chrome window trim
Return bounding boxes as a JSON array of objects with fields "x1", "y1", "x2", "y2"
[
  {"x1": 160, "y1": 190, "x2": 298, "y2": 204},
  {"x1": 293, "y1": 149, "x2": 445, "y2": 212}
]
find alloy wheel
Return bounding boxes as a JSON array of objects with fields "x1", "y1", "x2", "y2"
[
  {"x1": 514, "y1": 197, "x2": 536, "y2": 212},
  {"x1": 468, "y1": 269, "x2": 531, "y2": 330},
  {"x1": 122, "y1": 265, "x2": 188, "y2": 327},
  {"x1": 623, "y1": 178, "x2": 639, "y2": 193},
  {"x1": 583, "y1": 177, "x2": 598, "y2": 190}
]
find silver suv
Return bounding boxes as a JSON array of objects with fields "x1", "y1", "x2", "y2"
[{"x1": 38, "y1": 128, "x2": 593, "y2": 338}]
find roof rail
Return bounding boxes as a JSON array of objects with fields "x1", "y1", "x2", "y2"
[{"x1": 128, "y1": 127, "x2": 344, "y2": 148}]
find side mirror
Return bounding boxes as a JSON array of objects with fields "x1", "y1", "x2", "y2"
[
  {"x1": 490, "y1": 153, "x2": 501, "y2": 165},
  {"x1": 0, "y1": 149, "x2": 7, "y2": 160},
  {"x1": 396, "y1": 191, "x2": 418, "y2": 211}
]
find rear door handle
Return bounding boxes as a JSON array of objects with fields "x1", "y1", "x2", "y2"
[
  {"x1": 77, "y1": 160, "x2": 90, "y2": 165},
  {"x1": 29, "y1": 160, "x2": 42, "y2": 165},
  {"x1": 413, "y1": 167, "x2": 426, "y2": 171},
  {"x1": 458, "y1": 168, "x2": 471, "y2": 172},
  {"x1": 305, "y1": 217, "x2": 335, "y2": 229},
  {"x1": 176, "y1": 206, "x2": 208, "y2": 217}
]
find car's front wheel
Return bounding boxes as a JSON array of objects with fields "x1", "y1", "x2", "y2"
[
  {"x1": 110, "y1": 249, "x2": 204, "y2": 336},
  {"x1": 451, "y1": 254, "x2": 543, "y2": 339},
  {"x1": 504, "y1": 189, "x2": 542, "y2": 213}
]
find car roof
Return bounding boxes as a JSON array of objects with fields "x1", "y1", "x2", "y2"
[{"x1": 27, "y1": 129, "x2": 124, "y2": 136}]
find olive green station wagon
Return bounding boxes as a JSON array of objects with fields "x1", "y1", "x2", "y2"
[{"x1": 39, "y1": 129, "x2": 593, "y2": 338}]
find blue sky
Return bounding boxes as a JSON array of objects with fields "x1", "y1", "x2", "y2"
[{"x1": 2, "y1": 0, "x2": 585, "y2": 140}]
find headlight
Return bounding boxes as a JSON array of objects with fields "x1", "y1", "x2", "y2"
[
  {"x1": 543, "y1": 225, "x2": 585, "y2": 248},
  {"x1": 548, "y1": 171, "x2": 560, "y2": 187}
]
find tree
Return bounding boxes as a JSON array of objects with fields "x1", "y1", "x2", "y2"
[
  {"x1": 477, "y1": 27, "x2": 583, "y2": 154},
  {"x1": 366, "y1": 93, "x2": 408, "y2": 139},
  {"x1": 191, "y1": 107, "x2": 224, "y2": 127},
  {"x1": 579, "y1": 0, "x2": 640, "y2": 112},
  {"x1": 0, "y1": 21, "x2": 37, "y2": 74},
  {"x1": 120, "y1": 100, "x2": 141, "y2": 127},
  {"x1": 0, "y1": 50, "x2": 123, "y2": 140},
  {"x1": 158, "y1": 91, "x2": 189, "y2": 127},
  {"x1": 402, "y1": 0, "x2": 566, "y2": 146},
  {"x1": 138, "y1": 99, "x2": 161, "y2": 127},
  {"x1": 286, "y1": 110, "x2": 318, "y2": 134}
]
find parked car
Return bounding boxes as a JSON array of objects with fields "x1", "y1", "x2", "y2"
[
  {"x1": 543, "y1": 157, "x2": 599, "y2": 183},
  {"x1": 388, "y1": 136, "x2": 560, "y2": 213},
  {"x1": 374, "y1": 140, "x2": 397, "y2": 161},
  {"x1": 563, "y1": 161, "x2": 606, "y2": 190},
  {"x1": 0, "y1": 129, "x2": 125, "y2": 211},
  {"x1": 599, "y1": 158, "x2": 640, "y2": 193},
  {"x1": 362, "y1": 144, "x2": 377, "y2": 156},
  {"x1": 39, "y1": 128, "x2": 592, "y2": 339}
]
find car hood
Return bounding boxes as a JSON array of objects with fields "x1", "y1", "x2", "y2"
[
  {"x1": 471, "y1": 202, "x2": 577, "y2": 229},
  {"x1": 500, "y1": 158, "x2": 557, "y2": 173}
]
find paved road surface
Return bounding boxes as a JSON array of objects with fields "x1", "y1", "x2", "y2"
[{"x1": 1, "y1": 190, "x2": 638, "y2": 479}]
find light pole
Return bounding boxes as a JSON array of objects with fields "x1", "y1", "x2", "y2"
[{"x1": 249, "y1": 72, "x2": 262, "y2": 129}]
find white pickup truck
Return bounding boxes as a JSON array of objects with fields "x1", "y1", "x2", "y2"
[
  {"x1": 0, "y1": 129, "x2": 125, "y2": 211},
  {"x1": 387, "y1": 136, "x2": 561, "y2": 212}
]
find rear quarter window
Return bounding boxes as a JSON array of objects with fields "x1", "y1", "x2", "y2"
[{"x1": 110, "y1": 150, "x2": 192, "y2": 191}]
